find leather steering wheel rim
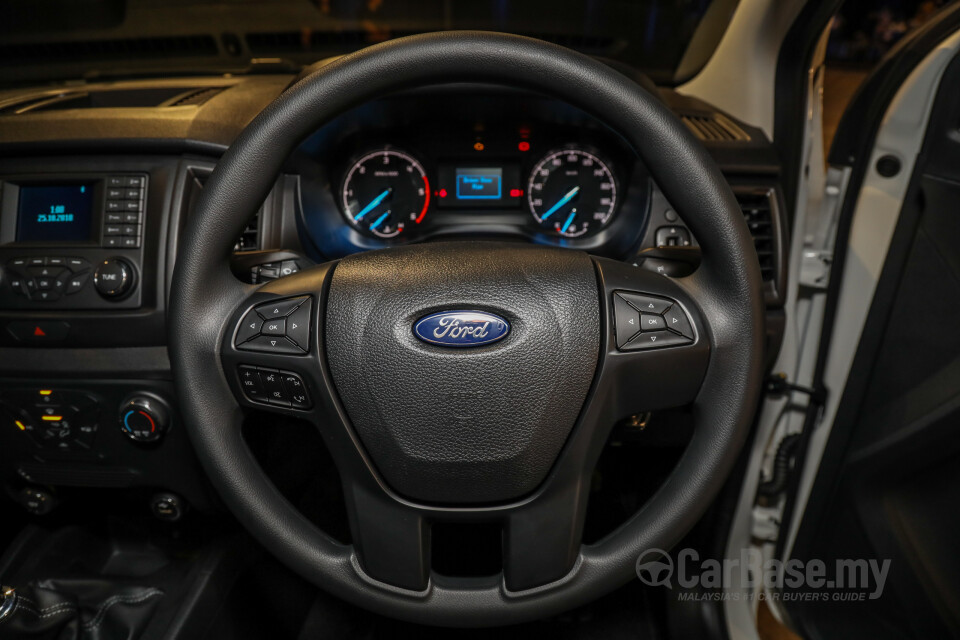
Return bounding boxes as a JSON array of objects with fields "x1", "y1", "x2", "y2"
[{"x1": 169, "y1": 31, "x2": 764, "y2": 627}]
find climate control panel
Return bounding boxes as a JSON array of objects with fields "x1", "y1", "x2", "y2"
[{"x1": 0, "y1": 388, "x2": 101, "y2": 452}]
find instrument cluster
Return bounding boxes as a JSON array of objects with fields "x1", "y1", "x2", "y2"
[{"x1": 293, "y1": 91, "x2": 652, "y2": 259}]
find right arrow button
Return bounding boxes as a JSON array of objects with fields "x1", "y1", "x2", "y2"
[
  {"x1": 285, "y1": 298, "x2": 312, "y2": 352},
  {"x1": 663, "y1": 305, "x2": 694, "y2": 340}
]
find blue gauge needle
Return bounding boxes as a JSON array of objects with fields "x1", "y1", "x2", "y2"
[
  {"x1": 540, "y1": 186, "x2": 580, "y2": 221},
  {"x1": 354, "y1": 189, "x2": 390, "y2": 221},
  {"x1": 370, "y1": 210, "x2": 391, "y2": 231},
  {"x1": 561, "y1": 210, "x2": 577, "y2": 234}
]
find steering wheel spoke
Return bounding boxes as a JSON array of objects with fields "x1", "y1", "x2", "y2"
[
  {"x1": 590, "y1": 256, "x2": 712, "y2": 415},
  {"x1": 220, "y1": 264, "x2": 334, "y2": 414},
  {"x1": 345, "y1": 485, "x2": 432, "y2": 592}
]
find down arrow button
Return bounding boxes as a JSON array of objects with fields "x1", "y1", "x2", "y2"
[{"x1": 285, "y1": 298, "x2": 311, "y2": 351}]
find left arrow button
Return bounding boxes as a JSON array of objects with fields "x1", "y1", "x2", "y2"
[{"x1": 235, "y1": 309, "x2": 263, "y2": 345}]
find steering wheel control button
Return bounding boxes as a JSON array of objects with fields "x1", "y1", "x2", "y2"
[
  {"x1": 663, "y1": 306, "x2": 694, "y2": 339},
  {"x1": 618, "y1": 291, "x2": 672, "y2": 315},
  {"x1": 238, "y1": 366, "x2": 267, "y2": 401},
  {"x1": 236, "y1": 366, "x2": 310, "y2": 410},
  {"x1": 625, "y1": 330, "x2": 689, "y2": 350},
  {"x1": 281, "y1": 372, "x2": 311, "y2": 409},
  {"x1": 119, "y1": 395, "x2": 169, "y2": 443},
  {"x1": 256, "y1": 296, "x2": 307, "y2": 320},
  {"x1": 285, "y1": 302, "x2": 311, "y2": 350},
  {"x1": 93, "y1": 258, "x2": 135, "y2": 299},
  {"x1": 613, "y1": 295, "x2": 641, "y2": 347},
  {"x1": 614, "y1": 291, "x2": 694, "y2": 351},
  {"x1": 640, "y1": 314, "x2": 665, "y2": 331},
  {"x1": 258, "y1": 368, "x2": 291, "y2": 407},
  {"x1": 262, "y1": 318, "x2": 286, "y2": 336},
  {"x1": 235, "y1": 296, "x2": 312, "y2": 353},
  {"x1": 243, "y1": 335, "x2": 303, "y2": 354},
  {"x1": 235, "y1": 309, "x2": 263, "y2": 345}
]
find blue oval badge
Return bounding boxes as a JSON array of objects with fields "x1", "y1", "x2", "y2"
[{"x1": 413, "y1": 310, "x2": 510, "y2": 347}]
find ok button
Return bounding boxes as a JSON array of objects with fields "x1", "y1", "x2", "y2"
[
  {"x1": 640, "y1": 314, "x2": 666, "y2": 331},
  {"x1": 262, "y1": 318, "x2": 286, "y2": 336}
]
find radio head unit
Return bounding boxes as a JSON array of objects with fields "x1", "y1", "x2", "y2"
[{"x1": 0, "y1": 173, "x2": 147, "y2": 311}]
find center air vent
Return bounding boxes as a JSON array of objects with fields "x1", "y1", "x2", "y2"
[
  {"x1": 681, "y1": 113, "x2": 751, "y2": 142},
  {"x1": 167, "y1": 87, "x2": 224, "y2": 107},
  {"x1": 734, "y1": 188, "x2": 778, "y2": 285}
]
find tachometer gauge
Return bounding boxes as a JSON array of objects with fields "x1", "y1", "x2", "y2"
[
  {"x1": 527, "y1": 148, "x2": 617, "y2": 238},
  {"x1": 341, "y1": 149, "x2": 430, "y2": 239}
]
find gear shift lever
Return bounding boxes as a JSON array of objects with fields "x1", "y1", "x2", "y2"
[{"x1": 0, "y1": 582, "x2": 162, "y2": 639}]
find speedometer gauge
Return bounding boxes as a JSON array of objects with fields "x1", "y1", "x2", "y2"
[
  {"x1": 341, "y1": 149, "x2": 430, "y2": 239},
  {"x1": 527, "y1": 148, "x2": 617, "y2": 238}
]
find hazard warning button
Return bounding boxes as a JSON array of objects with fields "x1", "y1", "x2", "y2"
[{"x1": 6, "y1": 321, "x2": 70, "y2": 343}]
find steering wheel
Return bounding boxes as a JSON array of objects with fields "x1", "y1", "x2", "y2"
[{"x1": 169, "y1": 32, "x2": 763, "y2": 627}]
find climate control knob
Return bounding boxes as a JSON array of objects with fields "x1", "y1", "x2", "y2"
[
  {"x1": 94, "y1": 258, "x2": 135, "y2": 299},
  {"x1": 119, "y1": 394, "x2": 169, "y2": 443}
]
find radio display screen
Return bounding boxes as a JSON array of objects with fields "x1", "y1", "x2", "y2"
[{"x1": 16, "y1": 184, "x2": 96, "y2": 243}]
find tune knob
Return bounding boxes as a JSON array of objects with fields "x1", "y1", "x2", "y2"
[
  {"x1": 120, "y1": 394, "x2": 169, "y2": 443},
  {"x1": 93, "y1": 258, "x2": 135, "y2": 299}
]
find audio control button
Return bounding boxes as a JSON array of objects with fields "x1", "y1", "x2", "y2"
[
  {"x1": 281, "y1": 372, "x2": 311, "y2": 409},
  {"x1": 64, "y1": 272, "x2": 90, "y2": 295},
  {"x1": 93, "y1": 258, "x2": 135, "y2": 299}
]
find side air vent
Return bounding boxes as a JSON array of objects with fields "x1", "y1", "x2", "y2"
[
  {"x1": 166, "y1": 87, "x2": 224, "y2": 107},
  {"x1": 734, "y1": 188, "x2": 777, "y2": 284},
  {"x1": 188, "y1": 172, "x2": 260, "y2": 253},
  {"x1": 235, "y1": 213, "x2": 261, "y2": 252},
  {"x1": 681, "y1": 113, "x2": 751, "y2": 142}
]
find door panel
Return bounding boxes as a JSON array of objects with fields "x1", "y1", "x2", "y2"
[{"x1": 786, "y1": 45, "x2": 960, "y2": 640}]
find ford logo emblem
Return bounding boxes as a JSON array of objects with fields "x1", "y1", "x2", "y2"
[{"x1": 413, "y1": 310, "x2": 510, "y2": 347}]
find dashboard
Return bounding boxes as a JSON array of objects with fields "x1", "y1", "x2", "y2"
[
  {"x1": 0, "y1": 71, "x2": 786, "y2": 517},
  {"x1": 293, "y1": 89, "x2": 653, "y2": 259}
]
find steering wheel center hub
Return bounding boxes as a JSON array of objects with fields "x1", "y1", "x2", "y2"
[{"x1": 325, "y1": 242, "x2": 600, "y2": 504}]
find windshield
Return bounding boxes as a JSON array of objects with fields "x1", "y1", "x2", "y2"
[{"x1": 0, "y1": 0, "x2": 738, "y2": 87}]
